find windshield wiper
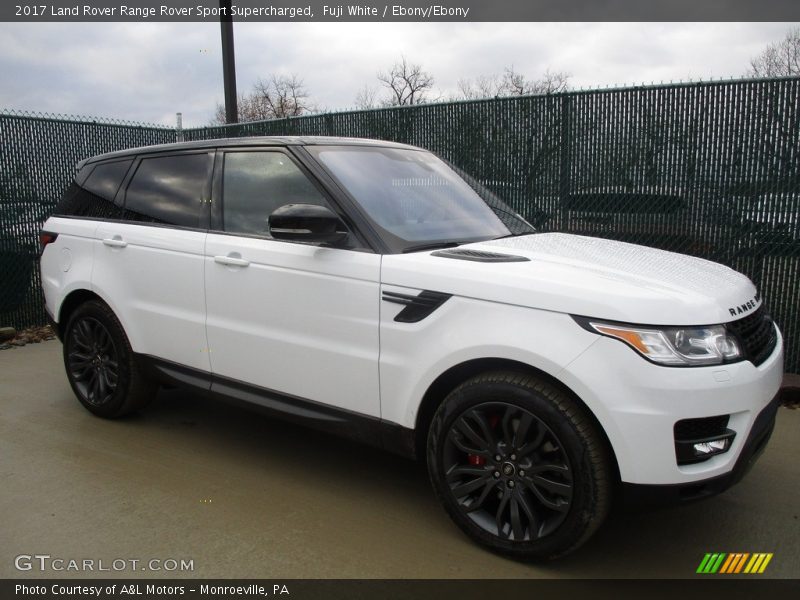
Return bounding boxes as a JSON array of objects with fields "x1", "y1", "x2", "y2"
[{"x1": 402, "y1": 241, "x2": 462, "y2": 254}]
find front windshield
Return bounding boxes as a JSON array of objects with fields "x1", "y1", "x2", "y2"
[{"x1": 309, "y1": 145, "x2": 534, "y2": 251}]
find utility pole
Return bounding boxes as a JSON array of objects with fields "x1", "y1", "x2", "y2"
[{"x1": 219, "y1": 0, "x2": 238, "y2": 124}]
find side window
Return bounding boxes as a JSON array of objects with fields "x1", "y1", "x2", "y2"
[
  {"x1": 123, "y1": 153, "x2": 211, "y2": 228},
  {"x1": 54, "y1": 159, "x2": 132, "y2": 219},
  {"x1": 222, "y1": 152, "x2": 330, "y2": 236}
]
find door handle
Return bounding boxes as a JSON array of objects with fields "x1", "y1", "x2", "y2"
[
  {"x1": 102, "y1": 237, "x2": 127, "y2": 248},
  {"x1": 214, "y1": 255, "x2": 250, "y2": 268}
]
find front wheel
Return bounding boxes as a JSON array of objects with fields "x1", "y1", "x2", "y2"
[
  {"x1": 427, "y1": 371, "x2": 612, "y2": 560},
  {"x1": 63, "y1": 300, "x2": 155, "y2": 418}
]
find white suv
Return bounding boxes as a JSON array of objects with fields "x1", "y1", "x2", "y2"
[{"x1": 40, "y1": 137, "x2": 784, "y2": 559}]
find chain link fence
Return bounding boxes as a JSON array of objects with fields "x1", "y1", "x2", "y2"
[{"x1": 1, "y1": 78, "x2": 798, "y2": 371}]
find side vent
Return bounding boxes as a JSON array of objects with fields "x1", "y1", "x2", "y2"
[
  {"x1": 431, "y1": 248, "x2": 530, "y2": 263},
  {"x1": 382, "y1": 290, "x2": 452, "y2": 323}
]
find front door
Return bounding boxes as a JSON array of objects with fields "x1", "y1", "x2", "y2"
[{"x1": 203, "y1": 148, "x2": 381, "y2": 416}]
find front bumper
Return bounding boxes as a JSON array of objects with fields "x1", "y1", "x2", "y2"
[
  {"x1": 621, "y1": 392, "x2": 781, "y2": 506},
  {"x1": 558, "y1": 326, "x2": 784, "y2": 486}
]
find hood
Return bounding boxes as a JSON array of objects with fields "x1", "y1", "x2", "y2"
[{"x1": 380, "y1": 233, "x2": 760, "y2": 325}]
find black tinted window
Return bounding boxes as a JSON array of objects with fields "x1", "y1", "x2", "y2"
[
  {"x1": 222, "y1": 152, "x2": 329, "y2": 235},
  {"x1": 84, "y1": 161, "x2": 131, "y2": 202},
  {"x1": 54, "y1": 159, "x2": 132, "y2": 219},
  {"x1": 123, "y1": 153, "x2": 211, "y2": 227}
]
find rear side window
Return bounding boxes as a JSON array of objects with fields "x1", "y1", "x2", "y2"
[
  {"x1": 54, "y1": 159, "x2": 132, "y2": 219},
  {"x1": 221, "y1": 151, "x2": 330, "y2": 235},
  {"x1": 123, "y1": 153, "x2": 211, "y2": 228}
]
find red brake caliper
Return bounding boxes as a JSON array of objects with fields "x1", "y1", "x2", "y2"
[{"x1": 467, "y1": 414, "x2": 500, "y2": 466}]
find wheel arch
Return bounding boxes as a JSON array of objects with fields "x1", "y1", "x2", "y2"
[
  {"x1": 413, "y1": 357, "x2": 621, "y2": 483},
  {"x1": 56, "y1": 289, "x2": 105, "y2": 340}
]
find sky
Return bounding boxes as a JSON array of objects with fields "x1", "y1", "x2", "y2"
[{"x1": 0, "y1": 21, "x2": 795, "y2": 128}]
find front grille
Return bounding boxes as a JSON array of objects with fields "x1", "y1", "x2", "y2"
[
  {"x1": 674, "y1": 415, "x2": 730, "y2": 441},
  {"x1": 726, "y1": 304, "x2": 777, "y2": 366}
]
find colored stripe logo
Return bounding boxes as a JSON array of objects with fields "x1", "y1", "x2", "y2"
[{"x1": 697, "y1": 553, "x2": 773, "y2": 574}]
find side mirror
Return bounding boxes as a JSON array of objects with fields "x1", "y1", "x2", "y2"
[{"x1": 268, "y1": 204, "x2": 349, "y2": 245}]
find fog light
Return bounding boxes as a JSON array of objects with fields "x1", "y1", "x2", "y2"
[
  {"x1": 693, "y1": 438, "x2": 731, "y2": 456},
  {"x1": 675, "y1": 425, "x2": 735, "y2": 465}
]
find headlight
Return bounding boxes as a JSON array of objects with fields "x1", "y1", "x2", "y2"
[{"x1": 583, "y1": 321, "x2": 742, "y2": 366}]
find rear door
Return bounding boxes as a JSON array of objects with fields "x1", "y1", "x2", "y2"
[
  {"x1": 92, "y1": 151, "x2": 213, "y2": 372},
  {"x1": 43, "y1": 159, "x2": 133, "y2": 320},
  {"x1": 203, "y1": 147, "x2": 381, "y2": 416}
]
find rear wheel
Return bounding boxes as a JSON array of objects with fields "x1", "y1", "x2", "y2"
[
  {"x1": 427, "y1": 371, "x2": 611, "y2": 560},
  {"x1": 63, "y1": 300, "x2": 155, "y2": 418}
]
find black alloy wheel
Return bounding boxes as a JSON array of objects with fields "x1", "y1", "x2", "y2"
[
  {"x1": 66, "y1": 317, "x2": 119, "y2": 406},
  {"x1": 443, "y1": 402, "x2": 573, "y2": 541},
  {"x1": 63, "y1": 300, "x2": 155, "y2": 418},
  {"x1": 427, "y1": 371, "x2": 611, "y2": 560}
]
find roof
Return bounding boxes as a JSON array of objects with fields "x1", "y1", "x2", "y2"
[{"x1": 81, "y1": 135, "x2": 421, "y2": 166}]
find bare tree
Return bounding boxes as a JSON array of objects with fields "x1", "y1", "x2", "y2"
[
  {"x1": 377, "y1": 56, "x2": 435, "y2": 106},
  {"x1": 528, "y1": 67, "x2": 571, "y2": 94},
  {"x1": 501, "y1": 66, "x2": 530, "y2": 96},
  {"x1": 747, "y1": 27, "x2": 800, "y2": 77},
  {"x1": 455, "y1": 67, "x2": 571, "y2": 100},
  {"x1": 257, "y1": 74, "x2": 312, "y2": 118},
  {"x1": 354, "y1": 84, "x2": 380, "y2": 110},
  {"x1": 212, "y1": 95, "x2": 244, "y2": 125},
  {"x1": 501, "y1": 66, "x2": 571, "y2": 95},
  {"x1": 456, "y1": 74, "x2": 504, "y2": 99},
  {"x1": 211, "y1": 74, "x2": 313, "y2": 124}
]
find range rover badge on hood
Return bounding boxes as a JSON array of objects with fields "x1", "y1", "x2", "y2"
[{"x1": 729, "y1": 294, "x2": 761, "y2": 317}]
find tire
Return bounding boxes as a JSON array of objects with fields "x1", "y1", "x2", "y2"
[
  {"x1": 62, "y1": 300, "x2": 156, "y2": 418},
  {"x1": 427, "y1": 371, "x2": 611, "y2": 560}
]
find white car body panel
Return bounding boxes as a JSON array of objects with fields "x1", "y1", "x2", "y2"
[
  {"x1": 379, "y1": 292, "x2": 600, "y2": 427},
  {"x1": 91, "y1": 222, "x2": 210, "y2": 373},
  {"x1": 204, "y1": 233, "x2": 381, "y2": 417},
  {"x1": 41, "y1": 217, "x2": 98, "y2": 320},
  {"x1": 559, "y1": 330, "x2": 784, "y2": 484},
  {"x1": 378, "y1": 235, "x2": 782, "y2": 484},
  {"x1": 382, "y1": 233, "x2": 761, "y2": 326}
]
